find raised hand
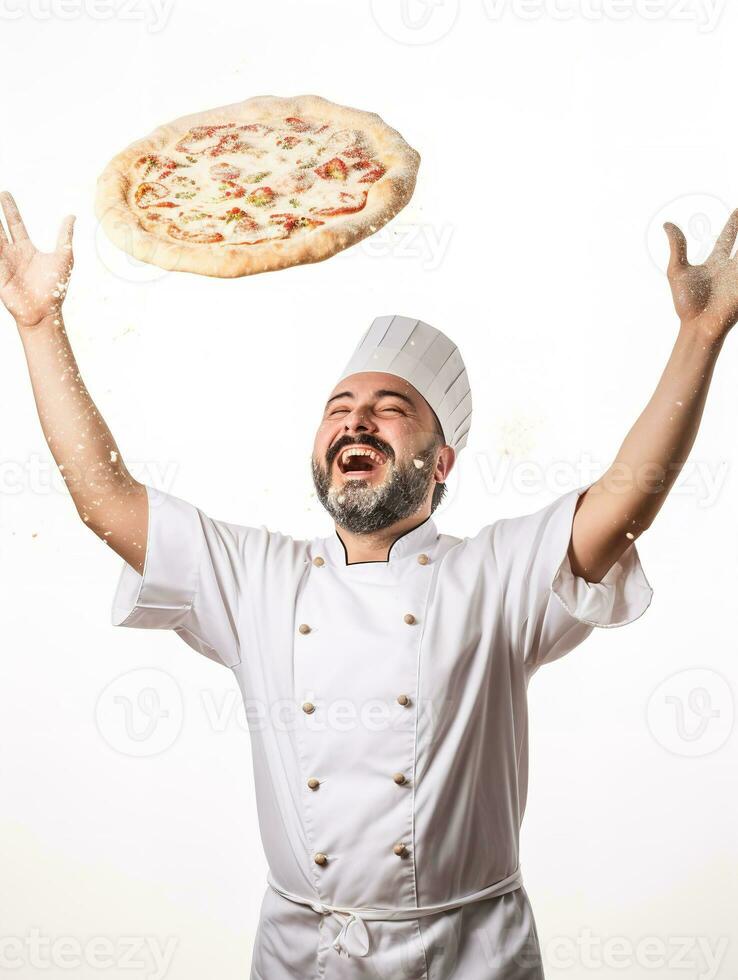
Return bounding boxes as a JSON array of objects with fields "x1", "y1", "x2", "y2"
[
  {"x1": 664, "y1": 209, "x2": 738, "y2": 339},
  {"x1": 0, "y1": 191, "x2": 75, "y2": 328}
]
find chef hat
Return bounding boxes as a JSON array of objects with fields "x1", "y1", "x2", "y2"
[{"x1": 337, "y1": 315, "x2": 472, "y2": 454}]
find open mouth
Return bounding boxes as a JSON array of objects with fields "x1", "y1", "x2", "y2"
[{"x1": 335, "y1": 445, "x2": 388, "y2": 476}]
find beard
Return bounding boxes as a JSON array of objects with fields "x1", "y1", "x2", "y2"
[{"x1": 311, "y1": 433, "x2": 440, "y2": 535}]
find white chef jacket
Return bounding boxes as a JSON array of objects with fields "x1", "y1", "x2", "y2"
[{"x1": 111, "y1": 481, "x2": 654, "y2": 980}]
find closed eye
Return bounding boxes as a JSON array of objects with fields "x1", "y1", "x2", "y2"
[
  {"x1": 325, "y1": 402, "x2": 407, "y2": 419},
  {"x1": 328, "y1": 405, "x2": 402, "y2": 413}
]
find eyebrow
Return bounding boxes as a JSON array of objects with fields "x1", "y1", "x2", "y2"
[{"x1": 324, "y1": 388, "x2": 417, "y2": 410}]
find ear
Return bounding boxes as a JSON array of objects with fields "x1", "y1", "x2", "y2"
[{"x1": 434, "y1": 444, "x2": 456, "y2": 484}]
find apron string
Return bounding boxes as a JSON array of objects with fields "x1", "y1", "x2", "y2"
[{"x1": 267, "y1": 866, "x2": 523, "y2": 959}]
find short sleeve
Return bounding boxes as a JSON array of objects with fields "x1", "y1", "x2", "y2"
[
  {"x1": 495, "y1": 483, "x2": 654, "y2": 676},
  {"x1": 111, "y1": 484, "x2": 245, "y2": 669}
]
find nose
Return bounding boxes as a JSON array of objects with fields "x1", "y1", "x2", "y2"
[{"x1": 343, "y1": 405, "x2": 377, "y2": 435}]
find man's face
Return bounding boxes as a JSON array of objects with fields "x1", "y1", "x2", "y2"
[{"x1": 311, "y1": 372, "x2": 455, "y2": 534}]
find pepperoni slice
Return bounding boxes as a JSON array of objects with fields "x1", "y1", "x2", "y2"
[
  {"x1": 314, "y1": 157, "x2": 348, "y2": 181},
  {"x1": 247, "y1": 186, "x2": 276, "y2": 208},
  {"x1": 135, "y1": 154, "x2": 180, "y2": 180},
  {"x1": 342, "y1": 146, "x2": 370, "y2": 159},
  {"x1": 324, "y1": 129, "x2": 368, "y2": 158},
  {"x1": 224, "y1": 207, "x2": 260, "y2": 234},
  {"x1": 134, "y1": 182, "x2": 176, "y2": 209},
  {"x1": 210, "y1": 162, "x2": 242, "y2": 181},
  {"x1": 271, "y1": 169, "x2": 316, "y2": 196},
  {"x1": 208, "y1": 133, "x2": 256, "y2": 157},
  {"x1": 276, "y1": 135, "x2": 302, "y2": 150},
  {"x1": 175, "y1": 125, "x2": 231, "y2": 154},
  {"x1": 284, "y1": 116, "x2": 312, "y2": 132},
  {"x1": 240, "y1": 123, "x2": 274, "y2": 137},
  {"x1": 233, "y1": 221, "x2": 290, "y2": 245},
  {"x1": 357, "y1": 161, "x2": 386, "y2": 184},
  {"x1": 193, "y1": 124, "x2": 231, "y2": 137},
  {"x1": 167, "y1": 221, "x2": 224, "y2": 243},
  {"x1": 270, "y1": 213, "x2": 325, "y2": 234},
  {"x1": 214, "y1": 179, "x2": 247, "y2": 200},
  {"x1": 310, "y1": 190, "x2": 368, "y2": 217}
]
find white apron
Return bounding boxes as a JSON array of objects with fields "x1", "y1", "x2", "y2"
[{"x1": 112, "y1": 481, "x2": 653, "y2": 978}]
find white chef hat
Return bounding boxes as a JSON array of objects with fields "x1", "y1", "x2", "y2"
[{"x1": 337, "y1": 315, "x2": 472, "y2": 454}]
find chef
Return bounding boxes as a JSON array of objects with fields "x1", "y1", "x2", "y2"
[
  {"x1": 6, "y1": 185, "x2": 735, "y2": 978},
  {"x1": 111, "y1": 316, "x2": 654, "y2": 980}
]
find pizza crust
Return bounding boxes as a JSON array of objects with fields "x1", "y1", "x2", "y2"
[{"x1": 95, "y1": 94, "x2": 421, "y2": 278}]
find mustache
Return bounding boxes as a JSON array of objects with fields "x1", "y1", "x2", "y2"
[{"x1": 325, "y1": 433, "x2": 395, "y2": 470}]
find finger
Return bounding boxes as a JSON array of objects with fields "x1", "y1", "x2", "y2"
[
  {"x1": 709, "y1": 208, "x2": 738, "y2": 263},
  {"x1": 663, "y1": 221, "x2": 689, "y2": 273},
  {"x1": 56, "y1": 214, "x2": 75, "y2": 253},
  {"x1": 0, "y1": 212, "x2": 7, "y2": 246},
  {"x1": 0, "y1": 190, "x2": 29, "y2": 242}
]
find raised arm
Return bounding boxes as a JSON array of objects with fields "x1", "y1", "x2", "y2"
[
  {"x1": 1, "y1": 191, "x2": 148, "y2": 572},
  {"x1": 569, "y1": 209, "x2": 738, "y2": 583}
]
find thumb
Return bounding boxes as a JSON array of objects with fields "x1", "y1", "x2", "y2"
[
  {"x1": 56, "y1": 214, "x2": 75, "y2": 253},
  {"x1": 663, "y1": 221, "x2": 688, "y2": 274}
]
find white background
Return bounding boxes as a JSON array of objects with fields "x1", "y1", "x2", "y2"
[{"x1": 1, "y1": 0, "x2": 737, "y2": 977}]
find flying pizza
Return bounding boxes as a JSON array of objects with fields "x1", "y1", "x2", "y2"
[{"x1": 95, "y1": 94, "x2": 421, "y2": 278}]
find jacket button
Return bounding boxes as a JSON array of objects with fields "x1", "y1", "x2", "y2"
[
  {"x1": 302, "y1": 701, "x2": 316, "y2": 714},
  {"x1": 397, "y1": 694, "x2": 411, "y2": 706},
  {"x1": 417, "y1": 553, "x2": 430, "y2": 565},
  {"x1": 307, "y1": 777, "x2": 320, "y2": 790},
  {"x1": 403, "y1": 613, "x2": 416, "y2": 625},
  {"x1": 393, "y1": 773, "x2": 407, "y2": 785},
  {"x1": 298, "y1": 623, "x2": 311, "y2": 635},
  {"x1": 314, "y1": 852, "x2": 328, "y2": 865},
  {"x1": 313, "y1": 556, "x2": 325, "y2": 567},
  {"x1": 393, "y1": 843, "x2": 408, "y2": 857}
]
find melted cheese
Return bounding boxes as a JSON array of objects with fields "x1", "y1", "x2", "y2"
[{"x1": 129, "y1": 115, "x2": 385, "y2": 246}]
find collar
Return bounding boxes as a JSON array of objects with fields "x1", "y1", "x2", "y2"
[{"x1": 322, "y1": 516, "x2": 439, "y2": 567}]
